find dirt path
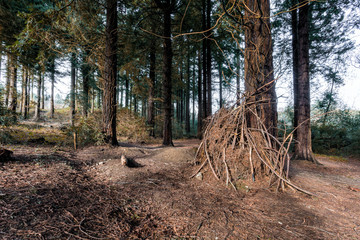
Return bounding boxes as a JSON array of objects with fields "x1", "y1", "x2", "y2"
[{"x1": 1, "y1": 140, "x2": 360, "y2": 239}]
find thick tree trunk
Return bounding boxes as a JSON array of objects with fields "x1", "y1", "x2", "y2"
[
  {"x1": 102, "y1": 0, "x2": 118, "y2": 145},
  {"x1": 50, "y1": 59, "x2": 55, "y2": 118},
  {"x1": 147, "y1": 47, "x2": 156, "y2": 137},
  {"x1": 293, "y1": 2, "x2": 318, "y2": 163},
  {"x1": 70, "y1": 54, "x2": 76, "y2": 126},
  {"x1": 34, "y1": 71, "x2": 42, "y2": 121},
  {"x1": 161, "y1": 5, "x2": 173, "y2": 146},
  {"x1": 8, "y1": 55, "x2": 17, "y2": 113},
  {"x1": 244, "y1": 0, "x2": 277, "y2": 136},
  {"x1": 155, "y1": 0, "x2": 174, "y2": 146}
]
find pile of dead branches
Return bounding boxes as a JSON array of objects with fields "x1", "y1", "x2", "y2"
[{"x1": 193, "y1": 102, "x2": 311, "y2": 194}]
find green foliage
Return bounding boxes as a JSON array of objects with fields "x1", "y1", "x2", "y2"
[{"x1": 312, "y1": 109, "x2": 360, "y2": 156}]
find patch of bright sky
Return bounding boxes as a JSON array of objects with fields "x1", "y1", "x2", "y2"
[{"x1": 338, "y1": 28, "x2": 360, "y2": 110}]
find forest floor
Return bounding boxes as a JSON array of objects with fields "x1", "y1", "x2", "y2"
[{"x1": 1, "y1": 121, "x2": 360, "y2": 239}]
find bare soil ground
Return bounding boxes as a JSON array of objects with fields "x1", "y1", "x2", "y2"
[{"x1": 1, "y1": 138, "x2": 360, "y2": 239}]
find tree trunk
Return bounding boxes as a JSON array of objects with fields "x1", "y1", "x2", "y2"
[
  {"x1": 192, "y1": 63, "x2": 196, "y2": 130},
  {"x1": 102, "y1": 0, "x2": 118, "y2": 145},
  {"x1": 236, "y1": 51, "x2": 241, "y2": 105},
  {"x1": 91, "y1": 88, "x2": 95, "y2": 113},
  {"x1": 185, "y1": 49, "x2": 191, "y2": 134},
  {"x1": 120, "y1": 80, "x2": 123, "y2": 108},
  {"x1": 31, "y1": 72, "x2": 34, "y2": 102},
  {"x1": 293, "y1": 2, "x2": 318, "y2": 163},
  {"x1": 27, "y1": 71, "x2": 32, "y2": 117},
  {"x1": 125, "y1": 75, "x2": 129, "y2": 108},
  {"x1": 23, "y1": 67, "x2": 29, "y2": 119},
  {"x1": 41, "y1": 72, "x2": 45, "y2": 110},
  {"x1": 218, "y1": 61, "x2": 223, "y2": 109},
  {"x1": 206, "y1": 0, "x2": 212, "y2": 116},
  {"x1": 5, "y1": 54, "x2": 10, "y2": 107},
  {"x1": 197, "y1": 50, "x2": 203, "y2": 138},
  {"x1": 134, "y1": 95, "x2": 138, "y2": 113},
  {"x1": 0, "y1": 45, "x2": 2, "y2": 86},
  {"x1": 156, "y1": 0, "x2": 174, "y2": 146},
  {"x1": 34, "y1": 71, "x2": 42, "y2": 121},
  {"x1": 180, "y1": 66, "x2": 184, "y2": 123},
  {"x1": 8, "y1": 54, "x2": 17, "y2": 113},
  {"x1": 97, "y1": 88, "x2": 101, "y2": 109},
  {"x1": 20, "y1": 66, "x2": 25, "y2": 115},
  {"x1": 50, "y1": 59, "x2": 55, "y2": 118},
  {"x1": 291, "y1": 0, "x2": 299, "y2": 143},
  {"x1": 147, "y1": 47, "x2": 156, "y2": 137},
  {"x1": 70, "y1": 54, "x2": 76, "y2": 126},
  {"x1": 82, "y1": 51, "x2": 90, "y2": 117},
  {"x1": 244, "y1": 0, "x2": 277, "y2": 136},
  {"x1": 202, "y1": 0, "x2": 207, "y2": 119}
]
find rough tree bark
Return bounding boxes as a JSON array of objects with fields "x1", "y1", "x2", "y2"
[
  {"x1": 155, "y1": 0, "x2": 174, "y2": 146},
  {"x1": 102, "y1": 0, "x2": 118, "y2": 145},
  {"x1": 293, "y1": 1, "x2": 318, "y2": 163},
  {"x1": 244, "y1": 0, "x2": 277, "y2": 136}
]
